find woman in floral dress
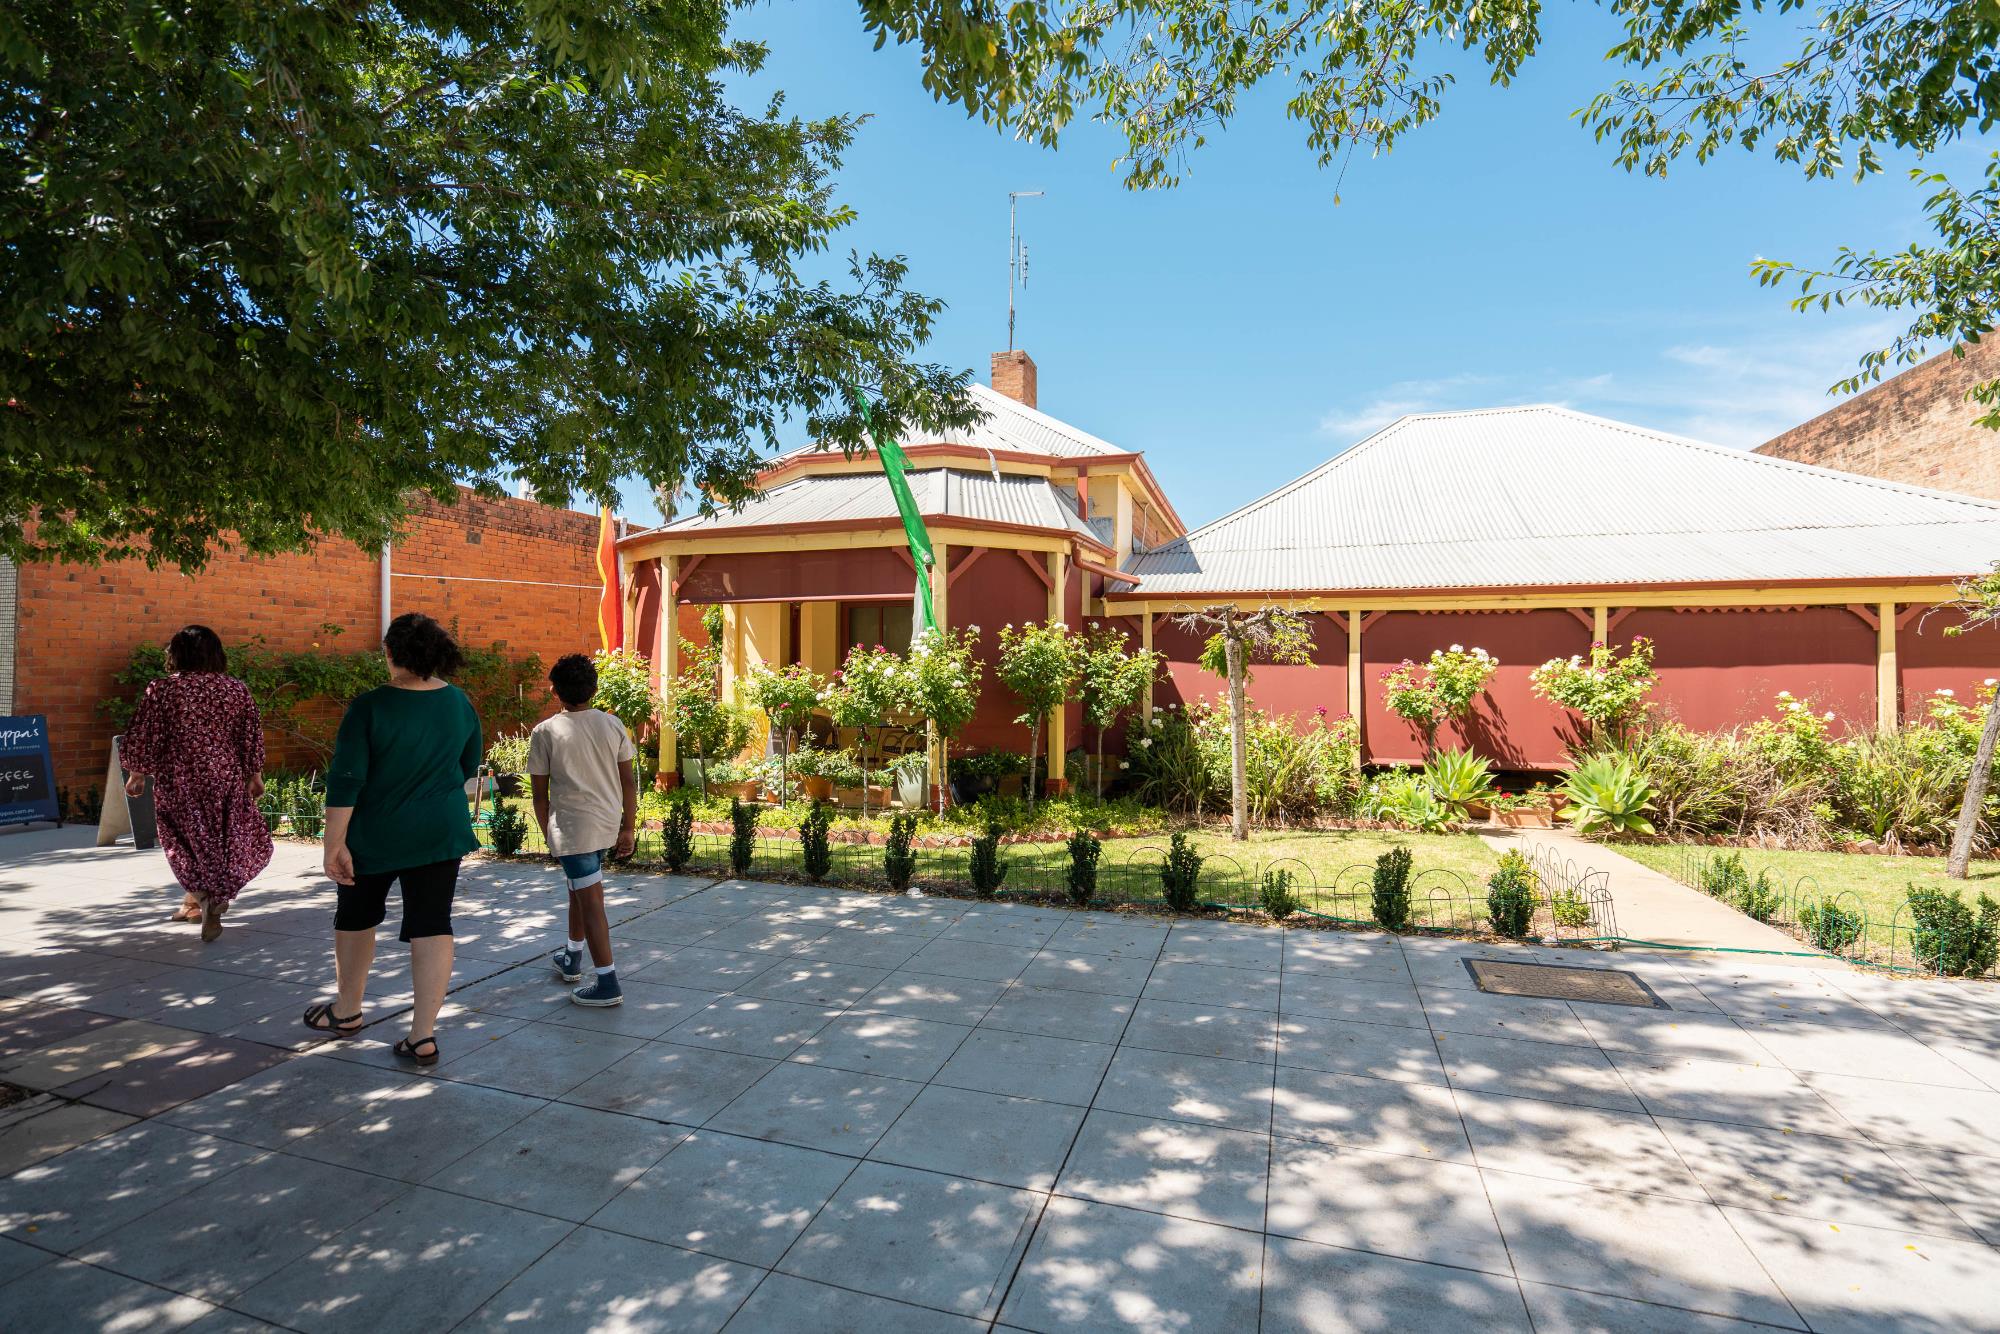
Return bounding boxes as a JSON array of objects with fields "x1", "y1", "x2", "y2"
[{"x1": 121, "y1": 625, "x2": 273, "y2": 941}]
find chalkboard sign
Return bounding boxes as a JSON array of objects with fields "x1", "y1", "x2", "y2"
[{"x1": 0, "y1": 715, "x2": 60, "y2": 828}]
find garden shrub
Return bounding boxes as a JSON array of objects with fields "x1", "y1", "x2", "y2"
[
  {"x1": 1259, "y1": 868, "x2": 1299, "y2": 921},
  {"x1": 1558, "y1": 754, "x2": 1656, "y2": 835},
  {"x1": 1380, "y1": 646, "x2": 1497, "y2": 749},
  {"x1": 1127, "y1": 702, "x2": 1359, "y2": 822},
  {"x1": 1698, "y1": 851, "x2": 1750, "y2": 900},
  {"x1": 1065, "y1": 828, "x2": 1102, "y2": 906},
  {"x1": 1549, "y1": 890, "x2": 1593, "y2": 929},
  {"x1": 1160, "y1": 830, "x2": 1203, "y2": 912},
  {"x1": 1421, "y1": 747, "x2": 1496, "y2": 821},
  {"x1": 259, "y1": 771, "x2": 324, "y2": 836},
  {"x1": 883, "y1": 813, "x2": 918, "y2": 891},
  {"x1": 1799, "y1": 896, "x2": 1865, "y2": 954},
  {"x1": 969, "y1": 819, "x2": 1008, "y2": 899},
  {"x1": 485, "y1": 732, "x2": 531, "y2": 775},
  {"x1": 488, "y1": 802, "x2": 529, "y2": 856},
  {"x1": 728, "y1": 798, "x2": 756, "y2": 876},
  {"x1": 799, "y1": 802, "x2": 833, "y2": 882},
  {"x1": 1906, "y1": 887, "x2": 2000, "y2": 977},
  {"x1": 1485, "y1": 850, "x2": 1537, "y2": 937},
  {"x1": 1530, "y1": 637, "x2": 1656, "y2": 738},
  {"x1": 662, "y1": 794, "x2": 694, "y2": 872},
  {"x1": 1360, "y1": 770, "x2": 1453, "y2": 832},
  {"x1": 1734, "y1": 868, "x2": 1782, "y2": 922},
  {"x1": 1371, "y1": 845, "x2": 1413, "y2": 930}
]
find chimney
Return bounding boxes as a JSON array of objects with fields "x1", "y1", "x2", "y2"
[{"x1": 991, "y1": 350, "x2": 1038, "y2": 409}]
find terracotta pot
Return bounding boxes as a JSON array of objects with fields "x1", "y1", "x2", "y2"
[
  {"x1": 1465, "y1": 798, "x2": 1490, "y2": 820},
  {"x1": 802, "y1": 776, "x2": 833, "y2": 801},
  {"x1": 997, "y1": 774, "x2": 1025, "y2": 798},
  {"x1": 1500, "y1": 808, "x2": 1553, "y2": 829},
  {"x1": 834, "y1": 784, "x2": 893, "y2": 809},
  {"x1": 718, "y1": 780, "x2": 762, "y2": 801}
]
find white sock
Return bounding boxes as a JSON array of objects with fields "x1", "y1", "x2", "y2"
[
  {"x1": 595, "y1": 963, "x2": 616, "y2": 976},
  {"x1": 566, "y1": 938, "x2": 585, "y2": 955}
]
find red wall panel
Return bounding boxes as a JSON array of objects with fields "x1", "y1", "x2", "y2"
[
  {"x1": 1615, "y1": 607, "x2": 1875, "y2": 735},
  {"x1": 1363, "y1": 610, "x2": 1590, "y2": 768},
  {"x1": 676, "y1": 547, "x2": 912, "y2": 604},
  {"x1": 949, "y1": 547, "x2": 1056, "y2": 755},
  {"x1": 1897, "y1": 609, "x2": 2000, "y2": 721}
]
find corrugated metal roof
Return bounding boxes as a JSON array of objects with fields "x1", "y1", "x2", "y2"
[
  {"x1": 777, "y1": 383, "x2": 1128, "y2": 465},
  {"x1": 660, "y1": 467, "x2": 1102, "y2": 544},
  {"x1": 1127, "y1": 405, "x2": 2000, "y2": 594}
]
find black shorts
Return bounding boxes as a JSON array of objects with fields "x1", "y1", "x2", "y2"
[{"x1": 335, "y1": 858, "x2": 460, "y2": 941}]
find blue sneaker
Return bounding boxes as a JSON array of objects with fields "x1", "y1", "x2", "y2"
[
  {"x1": 572, "y1": 972, "x2": 623, "y2": 1007},
  {"x1": 551, "y1": 947, "x2": 583, "y2": 983}
]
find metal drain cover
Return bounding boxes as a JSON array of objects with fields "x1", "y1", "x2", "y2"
[{"x1": 1464, "y1": 959, "x2": 1666, "y2": 1009}]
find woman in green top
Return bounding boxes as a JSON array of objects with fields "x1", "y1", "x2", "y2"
[{"x1": 303, "y1": 613, "x2": 482, "y2": 1065}]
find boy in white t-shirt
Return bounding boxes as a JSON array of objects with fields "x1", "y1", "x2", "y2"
[{"x1": 528, "y1": 654, "x2": 638, "y2": 1006}]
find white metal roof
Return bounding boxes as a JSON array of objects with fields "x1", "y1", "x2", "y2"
[
  {"x1": 1126, "y1": 405, "x2": 2000, "y2": 594},
  {"x1": 776, "y1": 383, "x2": 1129, "y2": 467},
  {"x1": 659, "y1": 467, "x2": 1103, "y2": 545}
]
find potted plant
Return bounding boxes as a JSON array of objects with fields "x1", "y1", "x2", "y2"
[
  {"x1": 791, "y1": 745, "x2": 836, "y2": 802},
  {"x1": 1491, "y1": 790, "x2": 1554, "y2": 829},
  {"x1": 705, "y1": 758, "x2": 762, "y2": 802},
  {"x1": 822, "y1": 750, "x2": 869, "y2": 807},
  {"x1": 889, "y1": 751, "x2": 929, "y2": 808},
  {"x1": 485, "y1": 733, "x2": 531, "y2": 798}
]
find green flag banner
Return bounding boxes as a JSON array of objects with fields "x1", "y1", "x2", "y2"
[{"x1": 853, "y1": 394, "x2": 937, "y2": 635}]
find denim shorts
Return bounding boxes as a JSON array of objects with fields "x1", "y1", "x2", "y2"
[{"x1": 557, "y1": 849, "x2": 608, "y2": 889}]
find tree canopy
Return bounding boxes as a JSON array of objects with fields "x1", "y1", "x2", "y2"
[
  {"x1": 1, "y1": 1, "x2": 980, "y2": 568},
  {"x1": 865, "y1": 0, "x2": 2000, "y2": 399}
]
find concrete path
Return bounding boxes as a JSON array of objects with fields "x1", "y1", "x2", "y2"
[
  {"x1": 1479, "y1": 827, "x2": 1831, "y2": 963},
  {"x1": 1, "y1": 825, "x2": 1997, "y2": 1331}
]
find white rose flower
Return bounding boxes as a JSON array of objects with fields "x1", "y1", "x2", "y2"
[
  {"x1": 1118, "y1": 760, "x2": 1130, "y2": 770},
  {"x1": 1137, "y1": 737, "x2": 1152, "y2": 748},
  {"x1": 1939, "y1": 688, "x2": 1956, "y2": 697},
  {"x1": 1986, "y1": 678, "x2": 1996, "y2": 687},
  {"x1": 1449, "y1": 644, "x2": 1464, "y2": 653},
  {"x1": 1823, "y1": 711, "x2": 1834, "y2": 721}
]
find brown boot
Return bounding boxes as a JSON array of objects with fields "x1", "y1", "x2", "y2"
[{"x1": 200, "y1": 897, "x2": 223, "y2": 942}]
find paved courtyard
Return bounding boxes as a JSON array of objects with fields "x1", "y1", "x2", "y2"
[{"x1": 0, "y1": 827, "x2": 1996, "y2": 1332}]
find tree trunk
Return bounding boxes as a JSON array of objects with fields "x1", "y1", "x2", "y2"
[
  {"x1": 1095, "y1": 724, "x2": 1105, "y2": 799},
  {"x1": 1226, "y1": 634, "x2": 1249, "y2": 841},
  {"x1": 1027, "y1": 716, "x2": 1042, "y2": 810},
  {"x1": 1948, "y1": 694, "x2": 2000, "y2": 877},
  {"x1": 859, "y1": 727, "x2": 871, "y2": 820}
]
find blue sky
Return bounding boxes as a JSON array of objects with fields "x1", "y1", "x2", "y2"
[{"x1": 616, "y1": 6, "x2": 1988, "y2": 530}]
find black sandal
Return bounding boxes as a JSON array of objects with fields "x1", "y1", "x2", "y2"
[
  {"x1": 393, "y1": 1035, "x2": 440, "y2": 1067},
  {"x1": 302, "y1": 1002, "x2": 364, "y2": 1037}
]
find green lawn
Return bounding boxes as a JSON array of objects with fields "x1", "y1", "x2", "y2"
[
  {"x1": 1614, "y1": 842, "x2": 2000, "y2": 929},
  {"x1": 476, "y1": 799, "x2": 1500, "y2": 925}
]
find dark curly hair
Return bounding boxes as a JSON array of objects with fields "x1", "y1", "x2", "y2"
[
  {"x1": 549, "y1": 653, "x2": 599, "y2": 708},
  {"x1": 166, "y1": 625, "x2": 227, "y2": 674},
  {"x1": 382, "y1": 612, "x2": 464, "y2": 680}
]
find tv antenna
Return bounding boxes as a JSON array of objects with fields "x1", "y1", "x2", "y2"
[{"x1": 1008, "y1": 190, "x2": 1042, "y2": 350}]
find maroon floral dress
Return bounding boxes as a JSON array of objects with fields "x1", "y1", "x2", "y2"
[{"x1": 122, "y1": 672, "x2": 273, "y2": 903}]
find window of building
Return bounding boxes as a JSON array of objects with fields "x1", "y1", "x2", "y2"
[{"x1": 844, "y1": 602, "x2": 913, "y2": 655}]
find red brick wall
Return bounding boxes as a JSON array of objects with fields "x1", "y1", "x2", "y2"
[
  {"x1": 1754, "y1": 341, "x2": 2000, "y2": 499},
  {"x1": 17, "y1": 490, "x2": 605, "y2": 791}
]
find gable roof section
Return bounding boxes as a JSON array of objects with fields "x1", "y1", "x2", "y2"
[
  {"x1": 1126, "y1": 405, "x2": 2000, "y2": 595},
  {"x1": 652, "y1": 467, "x2": 1105, "y2": 548}
]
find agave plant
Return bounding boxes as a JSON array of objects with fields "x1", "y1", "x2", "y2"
[
  {"x1": 1421, "y1": 747, "x2": 1497, "y2": 820},
  {"x1": 1558, "y1": 754, "x2": 1657, "y2": 835},
  {"x1": 1361, "y1": 771, "x2": 1456, "y2": 833}
]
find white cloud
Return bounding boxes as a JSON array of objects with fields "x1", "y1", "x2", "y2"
[
  {"x1": 1316, "y1": 372, "x2": 1505, "y2": 439},
  {"x1": 1314, "y1": 315, "x2": 1908, "y2": 451}
]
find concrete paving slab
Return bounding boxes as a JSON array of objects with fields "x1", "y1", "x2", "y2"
[
  {"x1": 1056, "y1": 1107, "x2": 1269, "y2": 1230},
  {"x1": 1456, "y1": 1090, "x2": 1705, "y2": 1198},
  {"x1": 665, "y1": 996, "x2": 842, "y2": 1059},
  {"x1": 590, "y1": 1128, "x2": 853, "y2": 1266},
  {"x1": 867, "y1": 1084, "x2": 1087, "y2": 1192},
  {"x1": 1277, "y1": 971, "x2": 1428, "y2": 1028},
  {"x1": 0, "y1": 1257, "x2": 214, "y2": 1332},
  {"x1": 1265, "y1": 1136, "x2": 1512, "y2": 1275},
  {"x1": 291, "y1": 1077, "x2": 543, "y2": 1181},
  {"x1": 459, "y1": 1224, "x2": 758, "y2": 1334},
  {"x1": 561, "y1": 1042, "x2": 775, "y2": 1126},
  {"x1": 790, "y1": 1011, "x2": 972, "y2": 1082},
  {"x1": 433, "y1": 1019, "x2": 643, "y2": 1097},
  {"x1": 425, "y1": 1099, "x2": 681, "y2": 1221},
  {"x1": 1140, "y1": 960, "x2": 1283, "y2": 1011},
  {"x1": 902, "y1": 938, "x2": 1038, "y2": 984},
  {"x1": 934, "y1": 1028, "x2": 1116, "y2": 1106},
  {"x1": 75, "y1": 1152, "x2": 408, "y2": 1303},
  {"x1": 1271, "y1": 1066, "x2": 1467, "y2": 1161},
  {"x1": 978, "y1": 982, "x2": 1135, "y2": 1044},
  {"x1": 231, "y1": 1185, "x2": 573, "y2": 1334},
  {"x1": 853, "y1": 970, "x2": 1011, "y2": 1023},
  {"x1": 0, "y1": 1097, "x2": 137, "y2": 1176},
  {"x1": 1722, "y1": 1206, "x2": 2000, "y2": 1334},
  {"x1": 0, "y1": 1121, "x2": 263, "y2": 1251},
  {"x1": 722, "y1": 1271, "x2": 987, "y2": 1332},
  {"x1": 1433, "y1": 1029, "x2": 1645, "y2": 1113},
  {"x1": 781, "y1": 1161, "x2": 1040, "y2": 1320},
  {"x1": 1261, "y1": 1234, "x2": 1533, "y2": 1334},
  {"x1": 998, "y1": 1195, "x2": 1263, "y2": 1333},
  {"x1": 1121, "y1": 997, "x2": 1276, "y2": 1064},
  {"x1": 1277, "y1": 1014, "x2": 1443, "y2": 1083},
  {"x1": 1097, "y1": 1046, "x2": 1274, "y2": 1134},
  {"x1": 1482, "y1": 1173, "x2": 1799, "y2": 1328},
  {"x1": 705, "y1": 1061, "x2": 922, "y2": 1155},
  {"x1": 1518, "y1": 1281, "x2": 1792, "y2": 1333},
  {"x1": 1160, "y1": 922, "x2": 1285, "y2": 971},
  {"x1": 1013, "y1": 949, "x2": 1154, "y2": 997},
  {"x1": 1604, "y1": 1050, "x2": 1854, "y2": 1137}
]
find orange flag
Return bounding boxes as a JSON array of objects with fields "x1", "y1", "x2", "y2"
[{"x1": 596, "y1": 507, "x2": 623, "y2": 651}]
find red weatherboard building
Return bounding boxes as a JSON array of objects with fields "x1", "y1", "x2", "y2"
[{"x1": 621, "y1": 351, "x2": 2000, "y2": 780}]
